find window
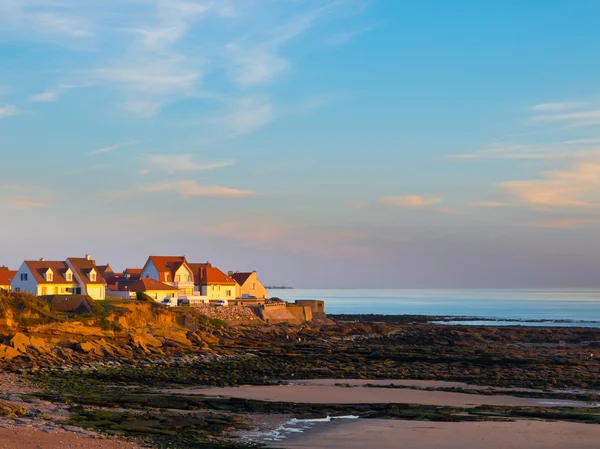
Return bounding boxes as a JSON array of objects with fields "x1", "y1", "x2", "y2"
[
  {"x1": 20, "y1": 273, "x2": 28, "y2": 281},
  {"x1": 185, "y1": 275, "x2": 190, "y2": 282},
  {"x1": 15, "y1": 288, "x2": 20, "y2": 292},
  {"x1": 226, "y1": 290, "x2": 231, "y2": 297},
  {"x1": 90, "y1": 272, "x2": 96, "y2": 281},
  {"x1": 165, "y1": 273, "x2": 171, "y2": 282},
  {"x1": 251, "y1": 283, "x2": 256, "y2": 290},
  {"x1": 176, "y1": 275, "x2": 180, "y2": 282},
  {"x1": 47, "y1": 272, "x2": 53, "y2": 282},
  {"x1": 66, "y1": 272, "x2": 73, "y2": 281}
]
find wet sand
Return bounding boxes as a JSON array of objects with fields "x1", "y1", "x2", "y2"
[
  {"x1": 0, "y1": 426, "x2": 140, "y2": 449},
  {"x1": 292, "y1": 378, "x2": 545, "y2": 392},
  {"x1": 166, "y1": 381, "x2": 591, "y2": 408},
  {"x1": 270, "y1": 419, "x2": 600, "y2": 449}
]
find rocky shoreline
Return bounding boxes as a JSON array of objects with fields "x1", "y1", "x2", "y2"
[{"x1": 2, "y1": 292, "x2": 600, "y2": 447}]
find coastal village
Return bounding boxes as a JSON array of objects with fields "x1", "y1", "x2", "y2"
[
  {"x1": 0, "y1": 254, "x2": 325, "y2": 324},
  {"x1": 1, "y1": 254, "x2": 267, "y2": 303}
]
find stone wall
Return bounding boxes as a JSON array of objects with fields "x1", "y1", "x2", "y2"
[
  {"x1": 257, "y1": 305, "x2": 301, "y2": 325},
  {"x1": 293, "y1": 300, "x2": 326, "y2": 320},
  {"x1": 286, "y1": 305, "x2": 312, "y2": 322},
  {"x1": 194, "y1": 305, "x2": 260, "y2": 322}
]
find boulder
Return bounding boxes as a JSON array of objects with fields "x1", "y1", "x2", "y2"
[
  {"x1": 10, "y1": 333, "x2": 31, "y2": 353},
  {"x1": 77, "y1": 342, "x2": 97, "y2": 354},
  {"x1": 29, "y1": 336, "x2": 52, "y2": 353},
  {"x1": 132, "y1": 333, "x2": 163, "y2": 349},
  {"x1": 0, "y1": 344, "x2": 20, "y2": 360}
]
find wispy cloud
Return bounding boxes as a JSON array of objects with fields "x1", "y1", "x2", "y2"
[
  {"x1": 89, "y1": 140, "x2": 138, "y2": 156},
  {"x1": 28, "y1": 84, "x2": 82, "y2": 103},
  {"x1": 379, "y1": 195, "x2": 443, "y2": 208},
  {"x1": 192, "y1": 218, "x2": 378, "y2": 259},
  {"x1": 178, "y1": 180, "x2": 254, "y2": 198},
  {"x1": 3, "y1": 0, "x2": 372, "y2": 120},
  {"x1": 111, "y1": 180, "x2": 254, "y2": 199},
  {"x1": 518, "y1": 218, "x2": 599, "y2": 229},
  {"x1": 141, "y1": 154, "x2": 235, "y2": 173},
  {"x1": 529, "y1": 101, "x2": 600, "y2": 127},
  {"x1": 0, "y1": 104, "x2": 19, "y2": 118},
  {"x1": 449, "y1": 139, "x2": 600, "y2": 161},
  {"x1": 531, "y1": 102, "x2": 584, "y2": 112},
  {"x1": 1, "y1": 195, "x2": 45, "y2": 210},
  {"x1": 500, "y1": 159, "x2": 600, "y2": 208},
  {"x1": 468, "y1": 201, "x2": 511, "y2": 208},
  {"x1": 209, "y1": 96, "x2": 275, "y2": 138},
  {"x1": 326, "y1": 24, "x2": 377, "y2": 46}
]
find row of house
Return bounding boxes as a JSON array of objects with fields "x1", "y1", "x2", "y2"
[{"x1": 2, "y1": 255, "x2": 268, "y2": 305}]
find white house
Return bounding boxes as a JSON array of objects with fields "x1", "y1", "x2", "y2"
[{"x1": 11, "y1": 255, "x2": 106, "y2": 300}]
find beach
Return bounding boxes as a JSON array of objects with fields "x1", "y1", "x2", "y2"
[
  {"x1": 270, "y1": 419, "x2": 600, "y2": 449},
  {"x1": 168, "y1": 379, "x2": 591, "y2": 408}
]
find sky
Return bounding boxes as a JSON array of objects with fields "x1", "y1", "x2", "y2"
[{"x1": 2, "y1": 1, "x2": 600, "y2": 288}]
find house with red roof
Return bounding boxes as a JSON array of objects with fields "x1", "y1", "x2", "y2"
[
  {"x1": 229, "y1": 270, "x2": 268, "y2": 299},
  {"x1": 140, "y1": 256, "x2": 197, "y2": 297},
  {"x1": 11, "y1": 255, "x2": 106, "y2": 299},
  {"x1": 0, "y1": 267, "x2": 17, "y2": 291},
  {"x1": 195, "y1": 265, "x2": 236, "y2": 300}
]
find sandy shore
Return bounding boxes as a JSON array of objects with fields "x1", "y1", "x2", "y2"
[
  {"x1": 166, "y1": 382, "x2": 591, "y2": 408},
  {"x1": 0, "y1": 426, "x2": 141, "y2": 449},
  {"x1": 293, "y1": 378, "x2": 545, "y2": 392},
  {"x1": 270, "y1": 419, "x2": 600, "y2": 449}
]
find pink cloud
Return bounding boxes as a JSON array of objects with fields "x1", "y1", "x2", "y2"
[
  {"x1": 1, "y1": 195, "x2": 45, "y2": 210},
  {"x1": 379, "y1": 195, "x2": 443, "y2": 208},
  {"x1": 500, "y1": 160, "x2": 600, "y2": 208},
  {"x1": 178, "y1": 180, "x2": 254, "y2": 198}
]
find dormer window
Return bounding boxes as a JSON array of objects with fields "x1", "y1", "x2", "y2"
[
  {"x1": 46, "y1": 271, "x2": 53, "y2": 282},
  {"x1": 66, "y1": 272, "x2": 73, "y2": 282}
]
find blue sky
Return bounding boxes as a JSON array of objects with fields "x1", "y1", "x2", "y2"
[{"x1": 2, "y1": 0, "x2": 600, "y2": 288}]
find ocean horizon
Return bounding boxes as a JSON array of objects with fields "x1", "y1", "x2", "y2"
[{"x1": 276, "y1": 288, "x2": 600, "y2": 327}]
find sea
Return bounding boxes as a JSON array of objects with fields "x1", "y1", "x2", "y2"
[{"x1": 275, "y1": 289, "x2": 600, "y2": 328}]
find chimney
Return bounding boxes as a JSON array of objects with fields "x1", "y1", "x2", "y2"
[
  {"x1": 40, "y1": 258, "x2": 45, "y2": 262},
  {"x1": 228, "y1": 271, "x2": 234, "y2": 277},
  {"x1": 86, "y1": 254, "x2": 91, "y2": 260}
]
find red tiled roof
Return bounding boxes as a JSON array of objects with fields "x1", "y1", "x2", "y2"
[
  {"x1": 201, "y1": 266, "x2": 236, "y2": 286},
  {"x1": 147, "y1": 256, "x2": 191, "y2": 280},
  {"x1": 187, "y1": 262, "x2": 212, "y2": 285},
  {"x1": 67, "y1": 258, "x2": 103, "y2": 285},
  {"x1": 117, "y1": 278, "x2": 177, "y2": 292},
  {"x1": 0, "y1": 267, "x2": 15, "y2": 286},
  {"x1": 24, "y1": 261, "x2": 76, "y2": 285}
]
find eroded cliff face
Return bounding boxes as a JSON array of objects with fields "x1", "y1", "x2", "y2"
[{"x1": 0, "y1": 292, "x2": 203, "y2": 363}]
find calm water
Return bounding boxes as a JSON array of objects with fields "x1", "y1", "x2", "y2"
[{"x1": 277, "y1": 289, "x2": 600, "y2": 327}]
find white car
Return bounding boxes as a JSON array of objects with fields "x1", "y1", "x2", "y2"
[
  {"x1": 215, "y1": 300, "x2": 229, "y2": 307},
  {"x1": 161, "y1": 297, "x2": 178, "y2": 307}
]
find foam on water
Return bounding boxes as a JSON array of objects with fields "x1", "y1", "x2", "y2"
[{"x1": 245, "y1": 415, "x2": 359, "y2": 443}]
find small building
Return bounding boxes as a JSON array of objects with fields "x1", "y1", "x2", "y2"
[
  {"x1": 107, "y1": 278, "x2": 179, "y2": 302},
  {"x1": 230, "y1": 271, "x2": 268, "y2": 299},
  {"x1": 0, "y1": 267, "x2": 16, "y2": 291}
]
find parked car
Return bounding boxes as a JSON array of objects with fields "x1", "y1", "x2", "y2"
[
  {"x1": 161, "y1": 297, "x2": 178, "y2": 307},
  {"x1": 215, "y1": 300, "x2": 229, "y2": 307}
]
